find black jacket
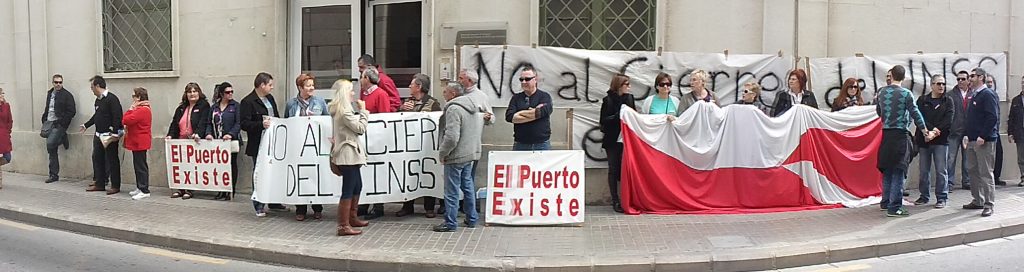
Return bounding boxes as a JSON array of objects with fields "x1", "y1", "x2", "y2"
[
  {"x1": 167, "y1": 100, "x2": 211, "y2": 139},
  {"x1": 83, "y1": 91, "x2": 123, "y2": 134},
  {"x1": 239, "y1": 90, "x2": 279, "y2": 157},
  {"x1": 770, "y1": 90, "x2": 818, "y2": 117},
  {"x1": 41, "y1": 88, "x2": 77, "y2": 129},
  {"x1": 914, "y1": 94, "x2": 954, "y2": 146},
  {"x1": 599, "y1": 91, "x2": 636, "y2": 148},
  {"x1": 948, "y1": 86, "x2": 971, "y2": 137},
  {"x1": 1008, "y1": 93, "x2": 1024, "y2": 142},
  {"x1": 504, "y1": 90, "x2": 554, "y2": 144}
]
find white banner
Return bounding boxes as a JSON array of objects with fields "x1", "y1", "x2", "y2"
[
  {"x1": 252, "y1": 113, "x2": 445, "y2": 205},
  {"x1": 461, "y1": 45, "x2": 794, "y2": 167},
  {"x1": 165, "y1": 139, "x2": 234, "y2": 192},
  {"x1": 809, "y1": 53, "x2": 1008, "y2": 106},
  {"x1": 358, "y1": 112, "x2": 445, "y2": 204},
  {"x1": 485, "y1": 150, "x2": 585, "y2": 225}
]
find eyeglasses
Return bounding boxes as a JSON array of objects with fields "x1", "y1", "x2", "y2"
[
  {"x1": 53, "y1": 81, "x2": 63, "y2": 84},
  {"x1": 519, "y1": 76, "x2": 535, "y2": 82},
  {"x1": 658, "y1": 83, "x2": 672, "y2": 87}
]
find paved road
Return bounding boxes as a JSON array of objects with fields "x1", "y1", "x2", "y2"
[
  {"x1": 781, "y1": 234, "x2": 1024, "y2": 272},
  {"x1": 0, "y1": 218, "x2": 325, "y2": 272}
]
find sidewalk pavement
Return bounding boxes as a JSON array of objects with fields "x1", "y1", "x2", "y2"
[{"x1": 2, "y1": 171, "x2": 1024, "y2": 272}]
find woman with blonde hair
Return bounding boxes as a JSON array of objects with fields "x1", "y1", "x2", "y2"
[
  {"x1": 328, "y1": 80, "x2": 370, "y2": 236},
  {"x1": 676, "y1": 69, "x2": 719, "y2": 114}
]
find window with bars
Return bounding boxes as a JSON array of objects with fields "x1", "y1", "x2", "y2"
[
  {"x1": 540, "y1": 0, "x2": 655, "y2": 51},
  {"x1": 101, "y1": 0, "x2": 173, "y2": 73}
]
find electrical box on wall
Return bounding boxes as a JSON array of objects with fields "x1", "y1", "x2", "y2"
[
  {"x1": 440, "y1": 61, "x2": 452, "y2": 81},
  {"x1": 439, "y1": 22, "x2": 508, "y2": 50}
]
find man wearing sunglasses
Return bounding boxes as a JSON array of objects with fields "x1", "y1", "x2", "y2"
[
  {"x1": 40, "y1": 74, "x2": 77, "y2": 183},
  {"x1": 947, "y1": 70, "x2": 972, "y2": 191},
  {"x1": 505, "y1": 65, "x2": 554, "y2": 151},
  {"x1": 1007, "y1": 75, "x2": 1024, "y2": 187},
  {"x1": 962, "y1": 68, "x2": 999, "y2": 217},
  {"x1": 913, "y1": 75, "x2": 954, "y2": 209}
]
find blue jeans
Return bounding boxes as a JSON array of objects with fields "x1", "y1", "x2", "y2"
[
  {"x1": 443, "y1": 162, "x2": 478, "y2": 229},
  {"x1": 947, "y1": 135, "x2": 969, "y2": 188},
  {"x1": 917, "y1": 145, "x2": 949, "y2": 202},
  {"x1": 881, "y1": 168, "x2": 906, "y2": 213},
  {"x1": 513, "y1": 140, "x2": 551, "y2": 151}
]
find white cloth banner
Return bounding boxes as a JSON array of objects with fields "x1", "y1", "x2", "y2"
[
  {"x1": 358, "y1": 112, "x2": 445, "y2": 204},
  {"x1": 252, "y1": 113, "x2": 445, "y2": 205},
  {"x1": 165, "y1": 139, "x2": 234, "y2": 192},
  {"x1": 809, "y1": 53, "x2": 1008, "y2": 105},
  {"x1": 486, "y1": 150, "x2": 586, "y2": 225},
  {"x1": 460, "y1": 45, "x2": 794, "y2": 167}
]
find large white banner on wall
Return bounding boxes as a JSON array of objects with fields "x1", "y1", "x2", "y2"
[
  {"x1": 461, "y1": 45, "x2": 794, "y2": 167},
  {"x1": 809, "y1": 53, "x2": 1008, "y2": 107}
]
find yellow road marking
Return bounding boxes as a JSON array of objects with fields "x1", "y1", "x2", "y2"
[
  {"x1": 139, "y1": 247, "x2": 229, "y2": 265},
  {"x1": 0, "y1": 218, "x2": 40, "y2": 231},
  {"x1": 813, "y1": 264, "x2": 872, "y2": 272}
]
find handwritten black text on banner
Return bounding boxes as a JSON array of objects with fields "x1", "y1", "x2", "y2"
[
  {"x1": 487, "y1": 150, "x2": 586, "y2": 225},
  {"x1": 359, "y1": 112, "x2": 444, "y2": 204}
]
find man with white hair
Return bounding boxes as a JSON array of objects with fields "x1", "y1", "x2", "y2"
[{"x1": 433, "y1": 83, "x2": 483, "y2": 232}]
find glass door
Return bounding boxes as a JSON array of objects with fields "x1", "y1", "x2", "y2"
[
  {"x1": 288, "y1": 0, "x2": 362, "y2": 100},
  {"x1": 365, "y1": 0, "x2": 423, "y2": 98}
]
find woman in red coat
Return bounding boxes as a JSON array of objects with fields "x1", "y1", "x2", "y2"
[
  {"x1": 0, "y1": 88, "x2": 12, "y2": 190},
  {"x1": 122, "y1": 87, "x2": 153, "y2": 200}
]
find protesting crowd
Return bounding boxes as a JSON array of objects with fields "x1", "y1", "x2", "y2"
[{"x1": 2, "y1": 50, "x2": 1020, "y2": 236}]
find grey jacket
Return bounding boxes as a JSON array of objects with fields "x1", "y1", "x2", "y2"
[
  {"x1": 948, "y1": 86, "x2": 971, "y2": 137},
  {"x1": 439, "y1": 95, "x2": 484, "y2": 165}
]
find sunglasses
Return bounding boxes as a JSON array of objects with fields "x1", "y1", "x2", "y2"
[
  {"x1": 224, "y1": 91, "x2": 234, "y2": 94},
  {"x1": 53, "y1": 81, "x2": 63, "y2": 84},
  {"x1": 657, "y1": 82, "x2": 672, "y2": 87},
  {"x1": 519, "y1": 76, "x2": 535, "y2": 82},
  {"x1": 622, "y1": 82, "x2": 630, "y2": 86},
  {"x1": 934, "y1": 82, "x2": 946, "y2": 86},
  {"x1": 956, "y1": 78, "x2": 967, "y2": 81}
]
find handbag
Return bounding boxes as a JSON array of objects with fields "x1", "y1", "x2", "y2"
[
  {"x1": 330, "y1": 163, "x2": 343, "y2": 176},
  {"x1": 40, "y1": 121, "x2": 54, "y2": 138}
]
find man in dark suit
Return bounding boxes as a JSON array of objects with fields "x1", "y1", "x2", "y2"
[
  {"x1": 1007, "y1": 75, "x2": 1024, "y2": 187},
  {"x1": 81, "y1": 76, "x2": 123, "y2": 194},
  {"x1": 41, "y1": 74, "x2": 76, "y2": 183},
  {"x1": 947, "y1": 70, "x2": 972, "y2": 190},
  {"x1": 239, "y1": 72, "x2": 287, "y2": 217}
]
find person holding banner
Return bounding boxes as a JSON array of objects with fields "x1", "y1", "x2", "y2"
[
  {"x1": 640, "y1": 72, "x2": 680, "y2": 118},
  {"x1": 206, "y1": 82, "x2": 242, "y2": 201},
  {"x1": 600, "y1": 73, "x2": 636, "y2": 213},
  {"x1": 123, "y1": 87, "x2": 152, "y2": 200},
  {"x1": 357, "y1": 66, "x2": 391, "y2": 219},
  {"x1": 286, "y1": 73, "x2": 330, "y2": 221},
  {"x1": 328, "y1": 79, "x2": 370, "y2": 236},
  {"x1": 876, "y1": 65, "x2": 934, "y2": 217},
  {"x1": 913, "y1": 75, "x2": 954, "y2": 208},
  {"x1": 771, "y1": 69, "x2": 818, "y2": 117},
  {"x1": 240, "y1": 72, "x2": 288, "y2": 217},
  {"x1": 397, "y1": 73, "x2": 443, "y2": 218},
  {"x1": 166, "y1": 83, "x2": 211, "y2": 200},
  {"x1": 0, "y1": 88, "x2": 11, "y2": 190},
  {"x1": 832, "y1": 78, "x2": 866, "y2": 112},
  {"x1": 738, "y1": 81, "x2": 769, "y2": 115},
  {"x1": 433, "y1": 83, "x2": 483, "y2": 232},
  {"x1": 676, "y1": 69, "x2": 719, "y2": 114},
  {"x1": 506, "y1": 65, "x2": 554, "y2": 151}
]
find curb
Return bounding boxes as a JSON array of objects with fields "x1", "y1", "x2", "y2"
[{"x1": 2, "y1": 204, "x2": 1023, "y2": 272}]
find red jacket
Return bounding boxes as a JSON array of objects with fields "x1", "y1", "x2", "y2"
[
  {"x1": 377, "y1": 67, "x2": 402, "y2": 112},
  {"x1": 363, "y1": 86, "x2": 393, "y2": 114},
  {"x1": 122, "y1": 104, "x2": 153, "y2": 151},
  {"x1": 0, "y1": 102, "x2": 12, "y2": 153}
]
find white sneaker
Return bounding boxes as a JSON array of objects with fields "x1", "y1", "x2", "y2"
[
  {"x1": 131, "y1": 192, "x2": 150, "y2": 200},
  {"x1": 255, "y1": 211, "x2": 267, "y2": 217},
  {"x1": 129, "y1": 189, "x2": 141, "y2": 196}
]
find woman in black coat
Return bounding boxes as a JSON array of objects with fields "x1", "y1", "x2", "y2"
[
  {"x1": 205, "y1": 82, "x2": 242, "y2": 200},
  {"x1": 166, "y1": 82, "x2": 211, "y2": 200},
  {"x1": 599, "y1": 73, "x2": 637, "y2": 214},
  {"x1": 771, "y1": 69, "x2": 818, "y2": 117}
]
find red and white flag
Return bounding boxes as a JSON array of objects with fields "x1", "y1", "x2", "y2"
[{"x1": 619, "y1": 103, "x2": 882, "y2": 214}]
